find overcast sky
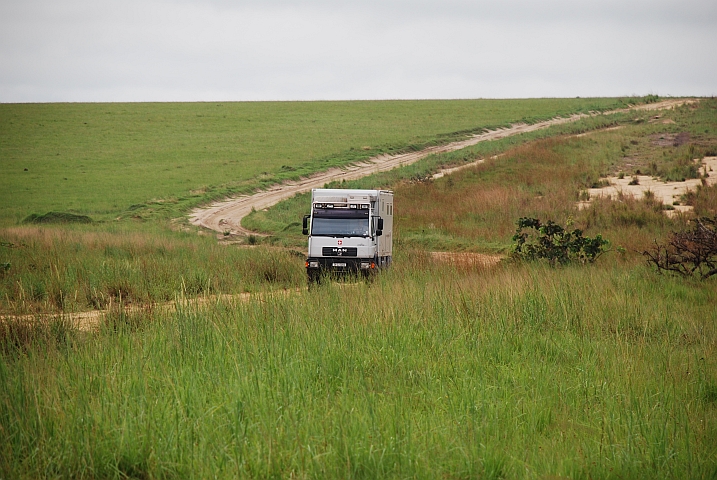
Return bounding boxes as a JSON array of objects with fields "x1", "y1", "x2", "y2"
[{"x1": 1, "y1": 0, "x2": 716, "y2": 102}]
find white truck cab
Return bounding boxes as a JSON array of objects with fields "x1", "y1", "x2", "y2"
[{"x1": 303, "y1": 189, "x2": 393, "y2": 281}]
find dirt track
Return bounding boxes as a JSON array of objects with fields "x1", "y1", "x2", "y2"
[
  {"x1": 1, "y1": 292, "x2": 277, "y2": 332},
  {"x1": 190, "y1": 99, "x2": 695, "y2": 236}
]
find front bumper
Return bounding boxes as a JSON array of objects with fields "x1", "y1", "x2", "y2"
[{"x1": 306, "y1": 257, "x2": 375, "y2": 274}]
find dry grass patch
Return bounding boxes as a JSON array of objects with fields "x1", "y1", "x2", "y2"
[
  {"x1": 0, "y1": 225, "x2": 304, "y2": 314},
  {"x1": 429, "y1": 252, "x2": 503, "y2": 270},
  {"x1": 1, "y1": 225, "x2": 182, "y2": 253},
  {"x1": 396, "y1": 138, "x2": 601, "y2": 250}
]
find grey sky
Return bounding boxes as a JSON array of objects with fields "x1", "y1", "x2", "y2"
[{"x1": 1, "y1": 0, "x2": 715, "y2": 102}]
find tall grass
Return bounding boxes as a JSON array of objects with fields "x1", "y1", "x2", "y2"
[
  {"x1": 0, "y1": 225, "x2": 304, "y2": 313},
  {"x1": 1, "y1": 258, "x2": 715, "y2": 478},
  {"x1": 396, "y1": 138, "x2": 590, "y2": 248}
]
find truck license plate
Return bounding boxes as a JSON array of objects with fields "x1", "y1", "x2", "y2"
[{"x1": 333, "y1": 262, "x2": 347, "y2": 267}]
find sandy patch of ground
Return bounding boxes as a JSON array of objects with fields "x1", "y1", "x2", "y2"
[
  {"x1": 430, "y1": 252, "x2": 503, "y2": 269},
  {"x1": 631, "y1": 99, "x2": 697, "y2": 111},
  {"x1": 432, "y1": 159, "x2": 485, "y2": 180},
  {"x1": 577, "y1": 157, "x2": 717, "y2": 216},
  {"x1": 650, "y1": 132, "x2": 691, "y2": 147}
]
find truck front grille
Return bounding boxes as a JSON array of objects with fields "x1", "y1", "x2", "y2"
[{"x1": 322, "y1": 247, "x2": 358, "y2": 257}]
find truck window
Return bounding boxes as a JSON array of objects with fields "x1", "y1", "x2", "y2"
[{"x1": 311, "y1": 217, "x2": 369, "y2": 237}]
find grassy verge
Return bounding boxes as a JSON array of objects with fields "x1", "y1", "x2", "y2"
[
  {"x1": 1, "y1": 258, "x2": 715, "y2": 478},
  {"x1": 0, "y1": 224, "x2": 304, "y2": 314}
]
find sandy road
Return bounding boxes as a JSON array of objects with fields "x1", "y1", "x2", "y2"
[{"x1": 190, "y1": 99, "x2": 695, "y2": 236}]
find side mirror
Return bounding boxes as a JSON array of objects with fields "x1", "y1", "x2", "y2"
[
  {"x1": 376, "y1": 217, "x2": 383, "y2": 237},
  {"x1": 302, "y1": 215, "x2": 309, "y2": 235}
]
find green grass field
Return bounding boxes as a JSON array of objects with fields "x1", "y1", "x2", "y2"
[
  {"x1": 2, "y1": 260, "x2": 716, "y2": 478},
  {"x1": 2, "y1": 97, "x2": 717, "y2": 478},
  {"x1": 1, "y1": 98, "x2": 636, "y2": 225}
]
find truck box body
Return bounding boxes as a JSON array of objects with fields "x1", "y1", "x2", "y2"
[{"x1": 304, "y1": 189, "x2": 393, "y2": 279}]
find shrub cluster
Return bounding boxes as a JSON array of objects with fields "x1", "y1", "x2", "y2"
[{"x1": 512, "y1": 217, "x2": 609, "y2": 266}]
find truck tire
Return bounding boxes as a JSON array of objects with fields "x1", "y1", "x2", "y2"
[{"x1": 307, "y1": 270, "x2": 321, "y2": 287}]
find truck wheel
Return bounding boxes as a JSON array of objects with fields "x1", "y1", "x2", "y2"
[
  {"x1": 307, "y1": 271, "x2": 321, "y2": 287},
  {"x1": 361, "y1": 270, "x2": 376, "y2": 284}
]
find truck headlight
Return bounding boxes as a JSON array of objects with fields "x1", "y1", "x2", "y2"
[
  {"x1": 308, "y1": 261, "x2": 319, "y2": 268},
  {"x1": 360, "y1": 262, "x2": 370, "y2": 269}
]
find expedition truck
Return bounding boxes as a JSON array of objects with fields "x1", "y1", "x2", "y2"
[{"x1": 303, "y1": 189, "x2": 393, "y2": 282}]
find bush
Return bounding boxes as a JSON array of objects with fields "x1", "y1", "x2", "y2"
[
  {"x1": 643, "y1": 216, "x2": 717, "y2": 279},
  {"x1": 664, "y1": 164, "x2": 700, "y2": 182},
  {"x1": 512, "y1": 217, "x2": 609, "y2": 266}
]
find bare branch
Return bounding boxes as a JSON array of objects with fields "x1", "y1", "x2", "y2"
[{"x1": 644, "y1": 216, "x2": 717, "y2": 280}]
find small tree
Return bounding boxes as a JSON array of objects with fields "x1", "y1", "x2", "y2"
[
  {"x1": 643, "y1": 216, "x2": 717, "y2": 279},
  {"x1": 512, "y1": 217, "x2": 609, "y2": 266}
]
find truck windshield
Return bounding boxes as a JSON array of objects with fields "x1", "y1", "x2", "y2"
[
  {"x1": 311, "y1": 217, "x2": 369, "y2": 237},
  {"x1": 311, "y1": 208, "x2": 370, "y2": 237}
]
